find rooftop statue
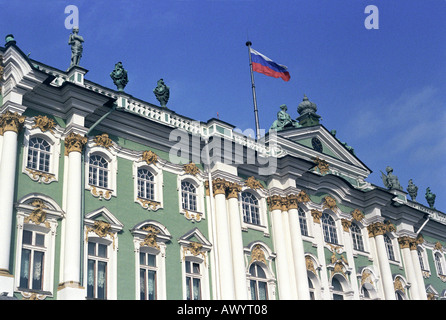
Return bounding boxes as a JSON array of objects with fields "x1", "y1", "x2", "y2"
[
  {"x1": 407, "y1": 179, "x2": 418, "y2": 201},
  {"x1": 297, "y1": 94, "x2": 321, "y2": 127},
  {"x1": 153, "y1": 79, "x2": 170, "y2": 108},
  {"x1": 330, "y1": 129, "x2": 355, "y2": 155},
  {"x1": 425, "y1": 187, "x2": 436, "y2": 209},
  {"x1": 68, "y1": 27, "x2": 84, "y2": 68},
  {"x1": 110, "y1": 62, "x2": 128, "y2": 92},
  {"x1": 270, "y1": 104, "x2": 298, "y2": 131},
  {"x1": 380, "y1": 166, "x2": 403, "y2": 191}
]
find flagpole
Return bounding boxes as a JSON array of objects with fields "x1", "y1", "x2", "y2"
[{"x1": 246, "y1": 41, "x2": 261, "y2": 140}]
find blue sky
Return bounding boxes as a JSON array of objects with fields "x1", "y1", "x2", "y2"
[{"x1": 1, "y1": 0, "x2": 445, "y2": 211}]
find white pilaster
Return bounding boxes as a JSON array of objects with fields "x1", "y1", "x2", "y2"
[
  {"x1": 374, "y1": 232, "x2": 396, "y2": 300},
  {"x1": 400, "y1": 242, "x2": 420, "y2": 299},
  {"x1": 410, "y1": 246, "x2": 427, "y2": 300}
]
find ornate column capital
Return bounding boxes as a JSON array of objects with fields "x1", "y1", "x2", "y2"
[
  {"x1": 296, "y1": 190, "x2": 310, "y2": 203},
  {"x1": 311, "y1": 209, "x2": 322, "y2": 224},
  {"x1": 212, "y1": 178, "x2": 227, "y2": 196},
  {"x1": 64, "y1": 132, "x2": 87, "y2": 155},
  {"x1": 0, "y1": 110, "x2": 26, "y2": 135},
  {"x1": 398, "y1": 236, "x2": 415, "y2": 250},
  {"x1": 226, "y1": 182, "x2": 242, "y2": 199},
  {"x1": 267, "y1": 195, "x2": 283, "y2": 211},
  {"x1": 286, "y1": 194, "x2": 299, "y2": 210},
  {"x1": 367, "y1": 221, "x2": 387, "y2": 237}
]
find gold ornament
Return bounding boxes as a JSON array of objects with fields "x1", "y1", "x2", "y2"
[
  {"x1": 183, "y1": 162, "x2": 200, "y2": 176},
  {"x1": 0, "y1": 110, "x2": 26, "y2": 135},
  {"x1": 141, "y1": 150, "x2": 158, "y2": 165},
  {"x1": 32, "y1": 115, "x2": 56, "y2": 134},
  {"x1": 244, "y1": 176, "x2": 264, "y2": 190},
  {"x1": 94, "y1": 133, "x2": 113, "y2": 149},
  {"x1": 313, "y1": 157, "x2": 330, "y2": 174},
  {"x1": 250, "y1": 244, "x2": 266, "y2": 264},
  {"x1": 64, "y1": 132, "x2": 87, "y2": 155}
]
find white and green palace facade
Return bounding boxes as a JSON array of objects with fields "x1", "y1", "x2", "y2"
[{"x1": 1, "y1": 36, "x2": 445, "y2": 301}]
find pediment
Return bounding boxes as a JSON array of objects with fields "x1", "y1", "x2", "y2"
[
  {"x1": 275, "y1": 125, "x2": 371, "y2": 181},
  {"x1": 84, "y1": 206, "x2": 124, "y2": 232},
  {"x1": 178, "y1": 227, "x2": 212, "y2": 249}
]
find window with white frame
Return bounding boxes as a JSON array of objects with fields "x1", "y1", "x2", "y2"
[
  {"x1": 86, "y1": 240, "x2": 109, "y2": 300},
  {"x1": 184, "y1": 258, "x2": 202, "y2": 300},
  {"x1": 331, "y1": 276, "x2": 345, "y2": 300},
  {"x1": 248, "y1": 263, "x2": 269, "y2": 300},
  {"x1": 434, "y1": 252, "x2": 445, "y2": 276},
  {"x1": 89, "y1": 154, "x2": 109, "y2": 188},
  {"x1": 242, "y1": 191, "x2": 260, "y2": 225},
  {"x1": 139, "y1": 249, "x2": 158, "y2": 300},
  {"x1": 321, "y1": 213, "x2": 338, "y2": 244},
  {"x1": 384, "y1": 235, "x2": 396, "y2": 261},
  {"x1": 181, "y1": 180, "x2": 197, "y2": 211},
  {"x1": 418, "y1": 248, "x2": 427, "y2": 271},
  {"x1": 350, "y1": 222, "x2": 365, "y2": 252},
  {"x1": 27, "y1": 137, "x2": 51, "y2": 173},
  {"x1": 137, "y1": 168, "x2": 155, "y2": 201},
  {"x1": 19, "y1": 229, "x2": 46, "y2": 291},
  {"x1": 298, "y1": 207, "x2": 309, "y2": 236}
]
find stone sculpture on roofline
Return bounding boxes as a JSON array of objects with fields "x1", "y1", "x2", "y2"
[
  {"x1": 153, "y1": 78, "x2": 170, "y2": 108},
  {"x1": 68, "y1": 27, "x2": 84, "y2": 69},
  {"x1": 110, "y1": 62, "x2": 128, "y2": 92},
  {"x1": 407, "y1": 179, "x2": 418, "y2": 201},
  {"x1": 380, "y1": 166, "x2": 403, "y2": 191}
]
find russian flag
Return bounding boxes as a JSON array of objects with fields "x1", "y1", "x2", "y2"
[{"x1": 250, "y1": 48, "x2": 290, "y2": 82}]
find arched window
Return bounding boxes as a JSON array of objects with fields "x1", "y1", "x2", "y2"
[
  {"x1": 298, "y1": 207, "x2": 308, "y2": 236},
  {"x1": 435, "y1": 252, "x2": 444, "y2": 275},
  {"x1": 321, "y1": 213, "x2": 338, "y2": 244},
  {"x1": 418, "y1": 248, "x2": 426, "y2": 271},
  {"x1": 242, "y1": 192, "x2": 260, "y2": 225},
  {"x1": 350, "y1": 222, "x2": 364, "y2": 251},
  {"x1": 384, "y1": 235, "x2": 396, "y2": 261},
  {"x1": 27, "y1": 137, "x2": 51, "y2": 173},
  {"x1": 181, "y1": 181, "x2": 197, "y2": 211},
  {"x1": 331, "y1": 277, "x2": 344, "y2": 300},
  {"x1": 137, "y1": 168, "x2": 154, "y2": 201},
  {"x1": 89, "y1": 154, "x2": 109, "y2": 188},
  {"x1": 249, "y1": 263, "x2": 268, "y2": 300}
]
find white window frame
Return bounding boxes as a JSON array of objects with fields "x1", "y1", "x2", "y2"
[
  {"x1": 85, "y1": 146, "x2": 117, "y2": 200},
  {"x1": 131, "y1": 220, "x2": 171, "y2": 300},
  {"x1": 434, "y1": 251, "x2": 446, "y2": 277},
  {"x1": 133, "y1": 161, "x2": 164, "y2": 211},
  {"x1": 14, "y1": 194, "x2": 63, "y2": 298},
  {"x1": 298, "y1": 206, "x2": 310, "y2": 237},
  {"x1": 321, "y1": 212, "x2": 339, "y2": 245},
  {"x1": 239, "y1": 188, "x2": 269, "y2": 235},
  {"x1": 85, "y1": 239, "x2": 110, "y2": 300},
  {"x1": 350, "y1": 222, "x2": 365, "y2": 252},
  {"x1": 22, "y1": 125, "x2": 61, "y2": 184},
  {"x1": 177, "y1": 174, "x2": 205, "y2": 221},
  {"x1": 83, "y1": 208, "x2": 123, "y2": 300}
]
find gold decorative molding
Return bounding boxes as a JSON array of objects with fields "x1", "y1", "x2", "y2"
[
  {"x1": 25, "y1": 168, "x2": 56, "y2": 184},
  {"x1": 226, "y1": 182, "x2": 242, "y2": 200},
  {"x1": 434, "y1": 241, "x2": 443, "y2": 252},
  {"x1": 184, "y1": 209, "x2": 202, "y2": 222},
  {"x1": 323, "y1": 195, "x2": 337, "y2": 211},
  {"x1": 313, "y1": 156, "x2": 330, "y2": 174},
  {"x1": 24, "y1": 199, "x2": 50, "y2": 228},
  {"x1": 311, "y1": 209, "x2": 322, "y2": 224},
  {"x1": 86, "y1": 220, "x2": 115, "y2": 249},
  {"x1": 267, "y1": 195, "x2": 283, "y2": 211},
  {"x1": 250, "y1": 244, "x2": 266, "y2": 264},
  {"x1": 141, "y1": 150, "x2": 158, "y2": 165},
  {"x1": 64, "y1": 132, "x2": 87, "y2": 155},
  {"x1": 32, "y1": 115, "x2": 56, "y2": 134},
  {"x1": 0, "y1": 110, "x2": 26, "y2": 135},
  {"x1": 183, "y1": 242, "x2": 207, "y2": 265},
  {"x1": 394, "y1": 277, "x2": 405, "y2": 293},
  {"x1": 183, "y1": 162, "x2": 200, "y2": 176},
  {"x1": 244, "y1": 176, "x2": 264, "y2": 190},
  {"x1": 341, "y1": 219, "x2": 351, "y2": 232},
  {"x1": 351, "y1": 209, "x2": 365, "y2": 222},
  {"x1": 136, "y1": 197, "x2": 161, "y2": 211},
  {"x1": 367, "y1": 222, "x2": 387, "y2": 237},
  {"x1": 90, "y1": 186, "x2": 112, "y2": 200},
  {"x1": 306, "y1": 256, "x2": 317, "y2": 275},
  {"x1": 296, "y1": 190, "x2": 310, "y2": 203},
  {"x1": 361, "y1": 271, "x2": 374, "y2": 286},
  {"x1": 140, "y1": 226, "x2": 160, "y2": 250},
  {"x1": 94, "y1": 133, "x2": 113, "y2": 149}
]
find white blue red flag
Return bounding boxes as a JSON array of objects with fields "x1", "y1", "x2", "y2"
[{"x1": 250, "y1": 48, "x2": 290, "y2": 82}]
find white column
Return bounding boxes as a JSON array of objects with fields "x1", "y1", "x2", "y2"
[
  {"x1": 287, "y1": 197, "x2": 310, "y2": 300},
  {"x1": 398, "y1": 237, "x2": 420, "y2": 300},
  {"x1": 268, "y1": 195, "x2": 293, "y2": 299},
  {"x1": 0, "y1": 111, "x2": 25, "y2": 295},
  {"x1": 281, "y1": 207, "x2": 298, "y2": 299},
  {"x1": 410, "y1": 242, "x2": 427, "y2": 300},
  {"x1": 371, "y1": 223, "x2": 396, "y2": 300},
  {"x1": 226, "y1": 183, "x2": 248, "y2": 299},
  {"x1": 58, "y1": 132, "x2": 87, "y2": 299},
  {"x1": 212, "y1": 178, "x2": 235, "y2": 299}
]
